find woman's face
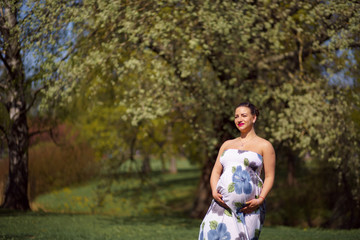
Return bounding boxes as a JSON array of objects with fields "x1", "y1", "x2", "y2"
[{"x1": 234, "y1": 106, "x2": 256, "y2": 131}]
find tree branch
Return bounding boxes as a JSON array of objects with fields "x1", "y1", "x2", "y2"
[
  {"x1": 28, "y1": 128, "x2": 50, "y2": 138},
  {"x1": 256, "y1": 51, "x2": 296, "y2": 70},
  {"x1": 49, "y1": 128, "x2": 64, "y2": 146},
  {"x1": 23, "y1": 85, "x2": 46, "y2": 114},
  {"x1": 59, "y1": 28, "x2": 97, "y2": 63},
  {"x1": 146, "y1": 40, "x2": 194, "y2": 85},
  {"x1": 29, "y1": 127, "x2": 63, "y2": 147},
  {"x1": 0, "y1": 8, "x2": 5, "y2": 27},
  {"x1": 206, "y1": 53, "x2": 233, "y2": 83},
  {"x1": 0, "y1": 52, "x2": 13, "y2": 77}
]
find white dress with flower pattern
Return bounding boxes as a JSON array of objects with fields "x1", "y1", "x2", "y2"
[{"x1": 198, "y1": 149, "x2": 265, "y2": 240}]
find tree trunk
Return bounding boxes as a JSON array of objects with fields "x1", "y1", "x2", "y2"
[
  {"x1": 287, "y1": 152, "x2": 296, "y2": 186},
  {"x1": 190, "y1": 154, "x2": 215, "y2": 218},
  {"x1": 2, "y1": 112, "x2": 30, "y2": 210},
  {"x1": 141, "y1": 154, "x2": 151, "y2": 174},
  {"x1": 169, "y1": 157, "x2": 177, "y2": 174},
  {"x1": 0, "y1": 1, "x2": 31, "y2": 210}
]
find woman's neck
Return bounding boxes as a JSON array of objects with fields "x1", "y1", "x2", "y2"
[{"x1": 240, "y1": 128, "x2": 256, "y2": 139}]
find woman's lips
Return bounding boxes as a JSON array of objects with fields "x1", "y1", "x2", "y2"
[{"x1": 238, "y1": 123, "x2": 244, "y2": 127}]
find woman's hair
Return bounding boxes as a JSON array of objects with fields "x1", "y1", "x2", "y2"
[{"x1": 237, "y1": 102, "x2": 260, "y2": 118}]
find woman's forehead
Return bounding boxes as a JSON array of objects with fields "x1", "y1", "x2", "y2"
[{"x1": 235, "y1": 106, "x2": 251, "y2": 114}]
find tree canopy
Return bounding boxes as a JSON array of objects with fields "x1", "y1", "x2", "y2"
[{"x1": 2, "y1": 0, "x2": 359, "y2": 228}]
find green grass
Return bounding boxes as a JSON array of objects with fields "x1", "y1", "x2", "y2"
[
  {"x1": 1, "y1": 211, "x2": 360, "y2": 240},
  {"x1": 0, "y1": 211, "x2": 201, "y2": 240},
  {"x1": 1, "y1": 159, "x2": 359, "y2": 240},
  {"x1": 262, "y1": 226, "x2": 360, "y2": 240},
  {"x1": 34, "y1": 159, "x2": 201, "y2": 216}
]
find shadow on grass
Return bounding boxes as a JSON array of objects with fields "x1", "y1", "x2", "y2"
[
  {"x1": 0, "y1": 234, "x2": 35, "y2": 240},
  {"x1": 0, "y1": 208, "x2": 85, "y2": 217},
  {"x1": 111, "y1": 169, "x2": 200, "y2": 194},
  {"x1": 0, "y1": 205, "x2": 201, "y2": 226},
  {"x1": 0, "y1": 208, "x2": 35, "y2": 217},
  {"x1": 98, "y1": 214, "x2": 202, "y2": 228},
  {"x1": 0, "y1": 210, "x2": 201, "y2": 232}
]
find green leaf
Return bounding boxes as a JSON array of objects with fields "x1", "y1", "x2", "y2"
[
  {"x1": 228, "y1": 182, "x2": 235, "y2": 193},
  {"x1": 224, "y1": 208, "x2": 232, "y2": 217},
  {"x1": 244, "y1": 158, "x2": 249, "y2": 166},
  {"x1": 209, "y1": 220, "x2": 218, "y2": 230},
  {"x1": 232, "y1": 166, "x2": 236, "y2": 173},
  {"x1": 234, "y1": 202, "x2": 243, "y2": 208}
]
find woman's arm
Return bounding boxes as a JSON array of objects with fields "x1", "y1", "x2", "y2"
[
  {"x1": 243, "y1": 140, "x2": 276, "y2": 213},
  {"x1": 258, "y1": 140, "x2": 276, "y2": 199},
  {"x1": 210, "y1": 142, "x2": 229, "y2": 207}
]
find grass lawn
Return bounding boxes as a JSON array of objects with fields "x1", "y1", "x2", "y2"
[
  {"x1": 0, "y1": 211, "x2": 201, "y2": 240},
  {"x1": 33, "y1": 159, "x2": 200, "y2": 217},
  {"x1": 1, "y1": 159, "x2": 359, "y2": 239},
  {"x1": 1, "y1": 211, "x2": 360, "y2": 240}
]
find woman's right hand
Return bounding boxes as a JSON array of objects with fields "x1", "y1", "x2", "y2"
[{"x1": 212, "y1": 190, "x2": 228, "y2": 208}]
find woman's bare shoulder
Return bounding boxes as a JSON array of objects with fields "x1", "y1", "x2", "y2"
[
  {"x1": 221, "y1": 138, "x2": 237, "y2": 150},
  {"x1": 255, "y1": 136, "x2": 274, "y2": 151}
]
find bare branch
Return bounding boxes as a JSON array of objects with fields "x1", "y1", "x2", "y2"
[
  {"x1": 23, "y1": 85, "x2": 46, "y2": 114},
  {"x1": 49, "y1": 128, "x2": 64, "y2": 147},
  {"x1": 0, "y1": 8, "x2": 5, "y2": 26},
  {"x1": 29, "y1": 127, "x2": 63, "y2": 147},
  {"x1": 256, "y1": 51, "x2": 296, "y2": 70},
  {"x1": 0, "y1": 52, "x2": 13, "y2": 77},
  {"x1": 28, "y1": 128, "x2": 50, "y2": 138},
  {"x1": 206, "y1": 53, "x2": 233, "y2": 83},
  {"x1": 59, "y1": 29, "x2": 98, "y2": 63}
]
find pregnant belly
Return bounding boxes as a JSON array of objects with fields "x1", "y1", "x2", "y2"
[{"x1": 216, "y1": 175, "x2": 256, "y2": 211}]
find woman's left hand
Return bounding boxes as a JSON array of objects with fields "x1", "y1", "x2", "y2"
[{"x1": 241, "y1": 198, "x2": 264, "y2": 214}]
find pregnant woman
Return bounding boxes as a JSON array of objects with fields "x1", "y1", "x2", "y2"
[{"x1": 198, "y1": 102, "x2": 276, "y2": 240}]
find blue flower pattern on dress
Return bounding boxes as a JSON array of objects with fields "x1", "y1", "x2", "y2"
[
  {"x1": 232, "y1": 165, "x2": 252, "y2": 194},
  {"x1": 208, "y1": 223, "x2": 231, "y2": 240},
  {"x1": 199, "y1": 230, "x2": 204, "y2": 240}
]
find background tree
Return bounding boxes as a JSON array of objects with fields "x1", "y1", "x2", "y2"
[
  {"x1": 11, "y1": 0, "x2": 359, "y2": 227},
  {"x1": 0, "y1": 0, "x2": 32, "y2": 210},
  {"x1": 0, "y1": 0, "x2": 77, "y2": 209}
]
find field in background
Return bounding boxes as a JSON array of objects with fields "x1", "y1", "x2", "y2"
[{"x1": 33, "y1": 158, "x2": 199, "y2": 217}]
